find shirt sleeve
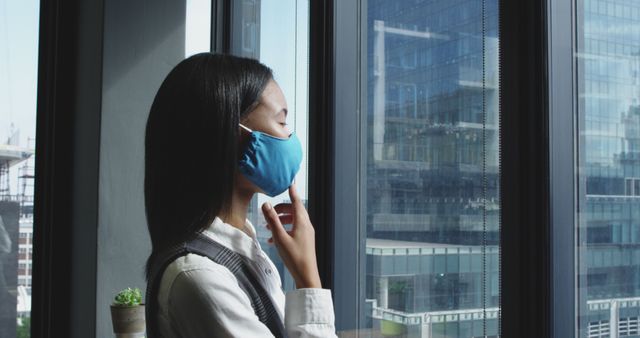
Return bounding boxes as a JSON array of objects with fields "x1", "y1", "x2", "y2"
[
  {"x1": 167, "y1": 265, "x2": 338, "y2": 338},
  {"x1": 284, "y1": 288, "x2": 339, "y2": 338}
]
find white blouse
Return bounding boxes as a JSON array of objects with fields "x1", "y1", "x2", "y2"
[{"x1": 155, "y1": 216, "x2": 338, "y2": 338}]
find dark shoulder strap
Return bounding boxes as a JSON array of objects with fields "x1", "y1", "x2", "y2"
[
  {"x1": 145, "y1": 233, "x2": 287, "y2": 338},
  {"x1": 145, "y1": 241, "x2": 193, "y2": 338}
]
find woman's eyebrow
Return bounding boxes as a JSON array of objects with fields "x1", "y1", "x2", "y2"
[{"x1": 279, "y1": 108, "x2": 288, "y2": 117}]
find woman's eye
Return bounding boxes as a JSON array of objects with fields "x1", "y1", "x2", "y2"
[{"x1": 280, "y1": 122, "x2": 288, "y2": 126}]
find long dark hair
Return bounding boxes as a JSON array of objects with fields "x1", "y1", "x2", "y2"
[{"x1": 144, "y1": 53, "x2": 272, "y2": 279}]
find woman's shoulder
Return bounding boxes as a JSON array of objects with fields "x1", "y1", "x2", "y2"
[
  {"x1": 157, "y1": 253, "x2": 238, "y2": 310},
  {"x1": 160, "y1": 252, "x2": 237, "y2": 287}
]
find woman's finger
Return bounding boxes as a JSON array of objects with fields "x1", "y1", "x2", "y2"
[
  {"x1": 288, "y1": 184, "x2": 311, "y2": 228},
  {"x1": 262, "y1": 202, "x2": 290, "y2": 244},
  {"x1": 288, "y1": 184, "x2": 302, "y2": 206}
]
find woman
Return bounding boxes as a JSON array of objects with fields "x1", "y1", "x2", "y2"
[{"x1": 144, "y1": 53, "x2": 337, "y2": 337}]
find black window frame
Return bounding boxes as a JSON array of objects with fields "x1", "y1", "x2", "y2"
[
  {"x1": 32, "y1": 0, "x2": 104, "y2": 337},
  {"x1": 499, "y1": 0, "x2": 552, "y2": 337}
]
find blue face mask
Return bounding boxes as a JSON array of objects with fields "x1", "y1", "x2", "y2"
[{"x1": 238, "y1": 123, "x2": 303, "y2": 197}]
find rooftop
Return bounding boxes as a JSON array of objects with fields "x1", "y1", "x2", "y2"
[
  {"x1": 367, "y1": 238, "x2": 471, "y2": 249},
  {"x1": 366, "y1": 238, "x2": 499, "y2": 256},
  {"x1": 0, "y1": 144, "x2": 34, "y2": 168}
]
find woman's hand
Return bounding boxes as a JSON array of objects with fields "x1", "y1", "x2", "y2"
[{"x1": 262, "y1": 184, "x2": 322, "y2": 289}]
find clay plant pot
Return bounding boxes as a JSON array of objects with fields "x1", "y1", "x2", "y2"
[{"x1": 110, "y1": 304, "x2": 146, "y2": 337}]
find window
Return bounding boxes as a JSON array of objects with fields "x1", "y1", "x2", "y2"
[
  {"x1": 0, "y1": 0, "x2": 39, "y2": 335},
  {"x1": 230, "y1": 0, "x2": 310, "y2": 292},
  {"x1": 353, "y1": 0, "x2": 500, "y2": 337},
  {"x1": 619, "y1": 316, "x2": 640, "y2": 336},
  {"x1": 238, "y1": 0, "x2": 259, "y2": 55},
  {"x1": 577, "y1": 0, "x2": 640, "y2": 337},
  {"x1": 185, "y1": 0, "x2": 212, "y2": 57},
  {"x1": 625, "y1": 178, "x2": 640, "y2": 196}
]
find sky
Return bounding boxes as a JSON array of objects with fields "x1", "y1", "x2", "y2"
[
  {"x1": 0, "y1": 0, "x2": 39, "y2": 197},
  {"x1": 0, "y1": 0, "x2": 39, "y2": 148},
  {"x1": 185, "y1": 0, "x2": 211, "y2": 57}
]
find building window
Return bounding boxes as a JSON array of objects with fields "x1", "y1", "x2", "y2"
[
  {"x1": 625, "y1": 178, "x2": 640, "y2": 196},
  {"x1": 588, "y1": 320, "x2": 611, "y2": 338},
  {"x1": 619, "y1": 316, "x2": 640, "y2": 336}
]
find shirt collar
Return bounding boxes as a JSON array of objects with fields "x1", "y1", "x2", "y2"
[{"x1": 202, "y1": 216, "x2": 262, "y2": 259}]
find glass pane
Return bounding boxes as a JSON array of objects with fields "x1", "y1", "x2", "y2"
[
  {"x1": 577, "y1": 1, "x2": 640, "y2": 337},
  {"x1": 359, "y1": 1, "x2": 500, "y2": 337},
  {"x1": 0, "y1": 0, "x2": 39, "y2": 336},
  {"x1": 230, "y1": 0, "x2": 309, "y2": 292},
  {"x1": 185, "y1": 0, "x2": 212, "y2": 57}
]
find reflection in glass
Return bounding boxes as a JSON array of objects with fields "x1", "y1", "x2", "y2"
[
  {"x1": 363, "y1": 1, "x2": 499, "y2": 337},
  {"x1": 577, "y1": 1, "x2": 640, "y2": 337}
]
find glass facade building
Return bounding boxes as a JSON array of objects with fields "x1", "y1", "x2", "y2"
[
  {"x1": 578, "y1": 1, "x2": 640, "y2": 337},
  {"x1": 364, "y1": 1, "x2": 500, "y2": 337}
]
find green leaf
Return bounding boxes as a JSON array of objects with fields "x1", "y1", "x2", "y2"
[{"x1": 113, "y1": 287, "x2": 143, "y2": 306}]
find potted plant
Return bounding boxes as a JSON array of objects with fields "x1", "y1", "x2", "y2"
[{"x1": 110, "y1": 287, "x2": 145, "y2": 337}]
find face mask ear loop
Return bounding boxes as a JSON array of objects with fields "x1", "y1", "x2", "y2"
[{"x1": 239, "y1": 123, "x2": 253, "y2": 133}]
